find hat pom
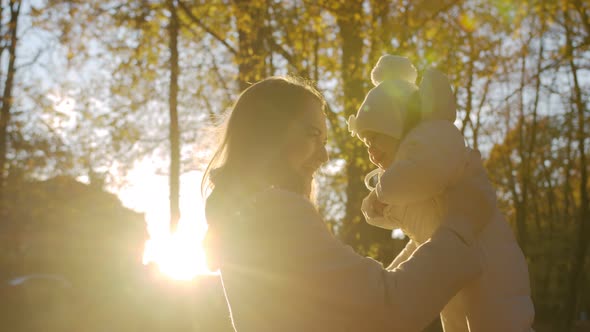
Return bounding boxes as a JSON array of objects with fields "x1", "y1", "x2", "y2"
[{"x1": 371, "y1": 55, "x2": 418, "y2": 86}]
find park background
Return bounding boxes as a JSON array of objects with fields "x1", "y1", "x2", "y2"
[{"x1": 0, "y1": 0, "x2": 588, "y2": 331}]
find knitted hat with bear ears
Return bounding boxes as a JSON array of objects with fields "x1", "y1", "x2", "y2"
[{"x1": 348, "y1": 55, "x2": 456, "y2": 140}]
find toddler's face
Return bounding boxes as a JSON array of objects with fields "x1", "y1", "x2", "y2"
[{"x1": 361, "y1": 131, "x2": 400, "y2": 169}]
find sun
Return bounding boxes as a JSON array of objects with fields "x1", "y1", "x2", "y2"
[
  {"x1": 117, "y1": 164, "x2": 215, "y2": 280},
  {"x1": 143, "y1": 222, "x2": 214, "y2": 280}
]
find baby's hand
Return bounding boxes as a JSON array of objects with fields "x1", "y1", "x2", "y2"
[
  {"x1": 372, "y1": 198, "x2": 387, "y2": 215},
  {"x1": 362, "y1": 190, "x2": 398, "y2": 230},
  {"x1": 362, "y1": 190, "x2": 386, "y2": 217}
]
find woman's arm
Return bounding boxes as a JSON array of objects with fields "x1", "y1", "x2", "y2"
[
  {"x1": 383, "y1": 227, "x2": 480, "y2": 331},
  {"x1": 252, "y1": 188, "x2": 483, "y2": 332},
  {"x1": 386, "y1": 240, "x2": 417, "y2": 270}
]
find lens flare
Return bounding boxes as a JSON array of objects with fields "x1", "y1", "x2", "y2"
[{"x1": 143, "y1": 227, "x2": 212, "y2": 280}]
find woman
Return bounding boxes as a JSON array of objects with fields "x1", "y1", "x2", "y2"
[{"x1": 202, "y1": 76, "x2": 494, "y2": 332}]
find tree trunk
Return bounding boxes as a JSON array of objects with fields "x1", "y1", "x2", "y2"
[
  {"x1": 233, "y1": 0, "x2": 267, "y2": 91},
  {"x1": 335, "y1": 1, "x2": 369, "y2": 248},
  {"x1": 460, "y1": 34, "x2": 474, "y2": 135},
  {"x1": 0, "y1": 1, "x2": 20, "y2": 214},
  {"x1": 514, "y1": 36, "x2": 530, "y2": 254},
  {"x1": 563, "y1": 9, "x2": 590, "y2": 330},
  {"x1": 518, "y1": 17, "x2": 544, "y2": 256},
  {"x1": 167, "y1": 0, "x2": 181, "y2": 231}
]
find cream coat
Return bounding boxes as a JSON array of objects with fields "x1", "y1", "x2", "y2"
[{"x1": 208, "y1": 187, "x2": 484, "y2": 332}]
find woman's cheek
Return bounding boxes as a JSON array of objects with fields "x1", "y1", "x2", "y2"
[
  {"x1": 286, "y1": 140, "x2": 314, "y2": 169},
  {"x1": 301, "y1": 141, "x2": 317, "y2": 165}
]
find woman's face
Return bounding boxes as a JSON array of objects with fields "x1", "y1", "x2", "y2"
[
  {"x1": 284, "y1": 100, "x2": 329, "y2": 184},
  {"x1": 361, "y1": 131, "x2": 400, "y2": 169}
]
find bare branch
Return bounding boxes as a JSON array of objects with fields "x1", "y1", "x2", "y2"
[
  {"x1": 177, "y1": 1, "x2": 238, "y2": 55},
  {"x1": 15, "y1": 49, "x2": 44, "y2": 70}
]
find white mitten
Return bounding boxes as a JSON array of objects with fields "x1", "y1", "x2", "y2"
[{"x1": 362, "y1": 190, "x2": 399, "y2": 230}]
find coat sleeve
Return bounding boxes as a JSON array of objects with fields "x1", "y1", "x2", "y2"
[
  {"x1": 254, "y1": 189, "x2": 482, "y2": 332},
  {"x1": 386, "y1": 240, "x2": 418, "y2": 270},
  {"x1": 376, "y1": 122, "x2": 467, "y2": 206}
]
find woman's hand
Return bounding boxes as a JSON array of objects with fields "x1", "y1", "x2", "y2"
[{"x1": 440, "y1": 149, "x2": 496, "y2": 245}]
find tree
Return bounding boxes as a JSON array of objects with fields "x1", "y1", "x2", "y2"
[
  {"x1": 167, "y1": 0, "x2": 180, "y2": 230},
  {"x1": 562, "y1": 3, "x2": 590, "y2": 329},
  {"x1": 0, "y1": 0, "x2": 21, "y2": 210}
]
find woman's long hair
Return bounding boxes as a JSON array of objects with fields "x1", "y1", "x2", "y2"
[
  {"x1": 202, "y1": 76, "x2": 326, "y2": 209},
  {"x1": 201, "y1": 77, "x2": 326, "y2": 271}
]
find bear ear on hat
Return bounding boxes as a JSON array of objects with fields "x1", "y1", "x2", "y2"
[
  {"x1": 371, "y1": 55, "x2": 418, "y2": 86},
  {"x1": 418, "y1": 68, "x2": 457, "y2": 122}
]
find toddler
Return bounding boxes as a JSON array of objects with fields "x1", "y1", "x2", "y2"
[{"x1": 347, "y1": 55, "x2": 534, "y2": 332}]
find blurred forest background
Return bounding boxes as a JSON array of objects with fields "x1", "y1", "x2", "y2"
[{"x1": 0, "y1": 0, "x2": 588, "y2": 331}]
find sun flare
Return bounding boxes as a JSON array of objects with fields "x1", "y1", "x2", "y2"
[
  {"x1": 143, "y1": 225, "x2": 213, "y2": 280},
  {"x1": 118, "y1": 165, "x2": 214, "y2": 280}
]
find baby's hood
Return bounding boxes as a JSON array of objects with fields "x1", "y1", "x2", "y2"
[{"x1": 418, "y1": 68, "x2": 457, "y2": 122}]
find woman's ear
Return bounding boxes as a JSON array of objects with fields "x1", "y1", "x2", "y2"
[{"x1": 419, "y1": 68, "x2": 457, "y2": 122}]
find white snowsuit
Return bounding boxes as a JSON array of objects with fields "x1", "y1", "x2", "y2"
[{"x1": 362, "y1": 120, "x2": 535, "y2": 332}]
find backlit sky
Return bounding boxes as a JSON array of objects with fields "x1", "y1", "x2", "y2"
[{"x1": 14, "y1": 1, "x2": 213, "y2": 279}]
